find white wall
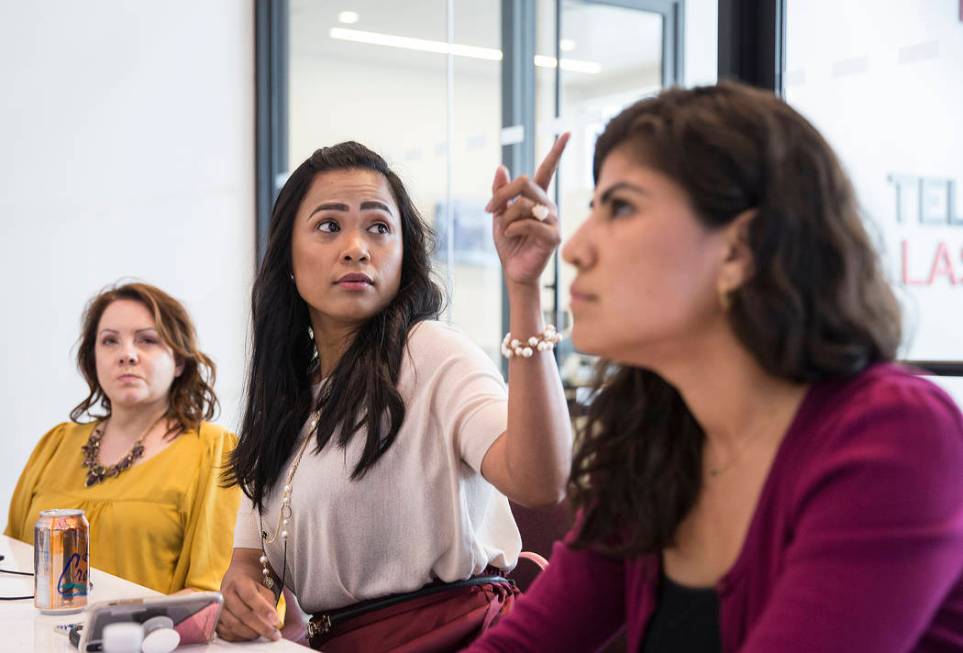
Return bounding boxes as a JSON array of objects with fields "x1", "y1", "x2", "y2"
[{"x1": 0, "y1": 2, "x2": 255, "y2": 515}]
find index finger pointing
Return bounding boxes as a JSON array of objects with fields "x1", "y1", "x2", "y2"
[{"x1": 533, "y1": 131, "x2": 570, "y2": 191}]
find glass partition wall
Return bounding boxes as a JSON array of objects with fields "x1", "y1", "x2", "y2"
[
  {"x1": 289, "y1": 0, "x2": 505, "y2": 360},
  {"x1": 537, "y1": 0, "x2": 672, "y2": 386},
  {"x1": 784, "y1": 0, "x2": 963, "y2": 398},
  {"x1": 260, "y1": 0, "x2": 685, "y2": 382}
]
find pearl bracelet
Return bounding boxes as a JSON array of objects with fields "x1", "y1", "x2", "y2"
[{"x1": 501, "y1": 325, "x2": 562, "y2": 359}]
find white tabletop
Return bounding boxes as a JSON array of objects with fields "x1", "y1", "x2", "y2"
[{"x1": 0, "y1": 535, "x2": 311, "y2": 652}]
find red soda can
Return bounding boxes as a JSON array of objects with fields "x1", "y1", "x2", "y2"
[{"x1": 34, "y1": 508, "x2": 90, "y2": 613}]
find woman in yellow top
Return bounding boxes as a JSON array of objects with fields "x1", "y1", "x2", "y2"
[{"x1": 4, "y1": 282, "x2": 240, "y2": 593}]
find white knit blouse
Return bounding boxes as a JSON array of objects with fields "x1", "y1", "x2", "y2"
[{"x1": 234, "y1": 320, "x2": 521, "y2": 613}]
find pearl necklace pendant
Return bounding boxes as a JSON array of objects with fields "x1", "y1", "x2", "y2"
[{"x1": 259, "y1": 412, "x2": 319, "y2": 593}]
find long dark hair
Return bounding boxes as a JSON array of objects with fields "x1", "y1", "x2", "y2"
[
  {"x1": 569, "y1": 82, "x2": 902, "y2": 556},
  {"x1": 228, "y1": 142, "x2": 444, "y2": 508},
  {"x1": 71, "y1": 282, "x2": 218, "y2": 437}
]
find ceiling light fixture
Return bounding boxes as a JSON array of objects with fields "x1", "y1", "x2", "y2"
[
  {"x1": 534, "y1": 54, "x2": 601, "y2": 74},
  {"x1": 329, "y1": 28, "x2": 601, "y2": 73}
]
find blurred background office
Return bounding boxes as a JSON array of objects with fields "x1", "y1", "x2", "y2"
[{"x1": 1, "y1": 0, "x2": 961, "y2": 516}]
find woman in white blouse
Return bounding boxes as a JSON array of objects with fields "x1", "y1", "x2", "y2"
[{"x1": 217, "y1": 139, "x2": 573, "y2": 651}]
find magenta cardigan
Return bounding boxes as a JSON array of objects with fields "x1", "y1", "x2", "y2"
[{"x1": 470, "y1": 364, "x2": 963, "y2": 652}]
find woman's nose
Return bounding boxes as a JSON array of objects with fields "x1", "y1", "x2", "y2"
[
  {"x1": 342, "y1": 233, "x2": 370, "y2": 262},
  {"x1": 562, "y1": 219, "x2": 595, "y2": 270},
  {"x1": 118, "y1": 344, "x2": 138, "y2": 365}
]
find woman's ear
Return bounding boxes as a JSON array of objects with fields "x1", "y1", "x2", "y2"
[
  {"x1": 174, "y1": 358, "x2": 186, "y2": 378},
  {"x1": 717, "y1": 209, "x2": 757, "y2": 295}
]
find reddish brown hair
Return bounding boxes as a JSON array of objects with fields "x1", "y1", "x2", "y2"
[{"x1": 70, "y1": 282, "x2": 218, "y2": 436}]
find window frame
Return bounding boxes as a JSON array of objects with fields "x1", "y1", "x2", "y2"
[{"x1": 255, "y1": 0, "x2": 289, "y2": 263}]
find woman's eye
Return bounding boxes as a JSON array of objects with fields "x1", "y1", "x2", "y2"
[
  {"x1": 610, "y1": 198, "x2": 634, "y2": 218},
  {"x1": 100, "y1": 337, "x2": 116, "y2": 346},
  {"x1": 316, "y1": 220, "x2": 340, "y2": 233},
  {"x1": 368, "y1": 223, "x2": 390, "y2": 235},
  {"x1": 139, "y1": 337, "x2": 159, "y2": 345}
]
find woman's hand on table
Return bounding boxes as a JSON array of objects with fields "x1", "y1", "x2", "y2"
[{"x1": 216, "y1": 548, "x2": 281, "y2": 642}]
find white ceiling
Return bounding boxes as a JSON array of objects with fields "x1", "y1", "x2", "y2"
[{"x1": 290, "y1": 0, "x2": 663, "y2": 82}]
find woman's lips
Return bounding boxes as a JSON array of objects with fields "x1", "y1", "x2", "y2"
[
  {"x1": 335, "y1": 273, "x2": 374, "y2": 291},
  {"x1": 569, "y1": 287, "x2": 596, "y2": 307},
  {"x1": 337, "y1": 281, "x2": 372, "y2": 291}
]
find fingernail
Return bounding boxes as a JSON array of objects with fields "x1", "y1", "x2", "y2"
[
  {"x1": 271, "y1": 630, "x2": 282, "y2": 641},
  {"x1": 484, "y1": 201, "x2": 492, "y2": 212}
]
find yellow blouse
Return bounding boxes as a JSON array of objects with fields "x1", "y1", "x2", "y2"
[{"x1": 4, "y1": 421, "x2": 241, "y2": 594}]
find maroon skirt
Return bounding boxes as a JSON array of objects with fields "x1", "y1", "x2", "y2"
[{"x1": 304, "y1": 572, "x2": 518, "y2": 652}]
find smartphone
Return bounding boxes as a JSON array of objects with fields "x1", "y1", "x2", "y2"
[{"x1": 74, "y1": 592, "x2": 223, "y2": 652}]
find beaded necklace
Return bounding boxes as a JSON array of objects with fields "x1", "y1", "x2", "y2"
[
  {"x1": 258, "y1": 412, "x2": 320, "y2": 598},
  {"x1": 80, "y1": 416, "x2": 165, "y2": 487}
]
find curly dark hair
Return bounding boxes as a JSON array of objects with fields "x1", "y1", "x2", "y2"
[
  {"x1": 569, "y1": 82, "x2": 902, "y2": 556},
  {"x1": 227, "y1": 141, "x2": 444, "y2": 508},
  {"x1": 70, "y1": 282, "x2": 218, "y2": 437}
]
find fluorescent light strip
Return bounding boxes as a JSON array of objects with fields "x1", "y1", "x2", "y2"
[
  {"x1": 330, "y1": 27, "x2": 501, "y2": 60},
  {"x1": 533, "y1": 54, "x2": 602, "y2": 75},
  {"x1": 329, "y1": 27, "x2": 601, "y2": 74}
]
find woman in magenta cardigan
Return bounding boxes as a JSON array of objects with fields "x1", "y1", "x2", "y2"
[{"x1": 472, "y1": 82, "x2": 963, "y2": 652}]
